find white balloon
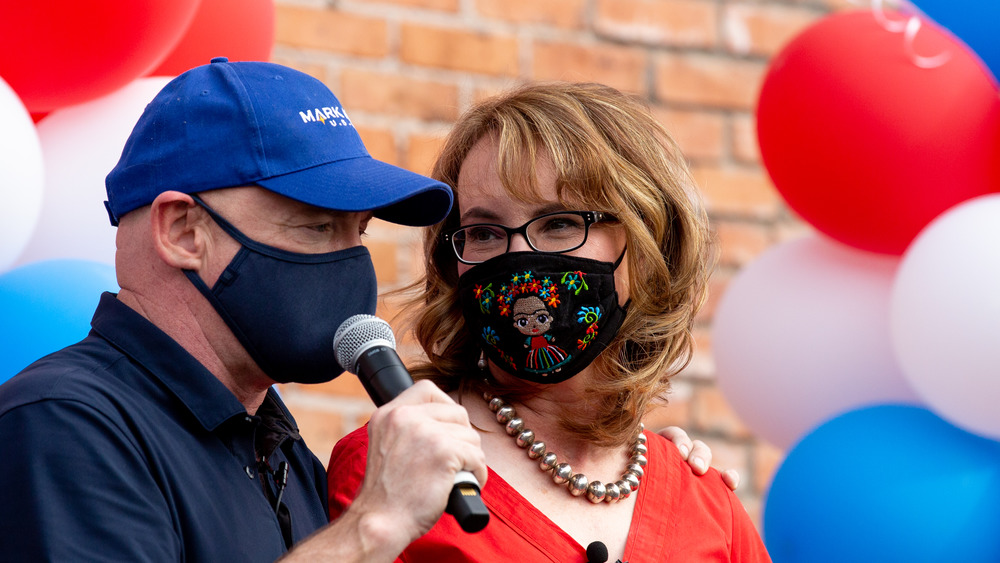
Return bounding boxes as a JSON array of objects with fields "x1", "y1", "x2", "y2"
[
  {"x1": 891, "y1": 194, "x2": 1000, "y2": 440},
  {"x1": 713, "y1": 235, "x2": 920, "y2": 449},
  {"x1": 15, "y1": 77, "x2": 173, "y2": 267},
  {"x1": 0, "y1": 76, "x2": 44, "y2": 272}
]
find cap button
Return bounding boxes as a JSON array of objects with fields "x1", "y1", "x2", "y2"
[{"x1": 210, "y1": 56, "x2": 229, "y2": 64}]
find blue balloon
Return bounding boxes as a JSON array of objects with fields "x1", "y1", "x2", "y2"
[
  {"x1": 912, "y1": 0, "x2": 1000, "y2": 83},
  {"x1": 764, "y1": 404, "x2": 1000, "y2": 562},
  {"x1": 0, "y1": 260, "x2": 118, "y2": 383}
]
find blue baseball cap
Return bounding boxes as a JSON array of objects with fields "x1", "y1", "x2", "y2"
[{"x1": 105, "y1": 57, "x2": 452, "y2": 227}]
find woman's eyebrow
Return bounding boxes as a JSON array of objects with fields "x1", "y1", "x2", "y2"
[
  {"x1": 460, "y1": 203, "x2": 572, "y2": 224},
  {"x1": 460, "y1": 206, "x2": 501, "y2": 223}
]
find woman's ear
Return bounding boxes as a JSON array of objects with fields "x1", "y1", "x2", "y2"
[{"x1": 149, "y1": 191, "x2": 209, "y2": 270}]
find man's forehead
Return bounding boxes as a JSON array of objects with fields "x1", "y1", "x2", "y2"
[{"x1": 202, "y1": 185, "x2": 373, "y2": 219}]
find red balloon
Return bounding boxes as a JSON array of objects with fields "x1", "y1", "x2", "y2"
[
  {"x1": 757, "y1": 10, "x2": 1000, "y2": 255},
  {"x1": 150, "y1": 0, "x2": 275, "y2": 76},
  {"x1": 0, "y1": 1, "x2": 200, "y2": 113}
]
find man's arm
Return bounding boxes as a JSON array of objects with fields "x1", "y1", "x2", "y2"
[
  {"x1": 658, "y1": 425, "x2": 741, "y2": 490},
  {"x1": 282, "y1": 380, "x2": 487, "y2": 562}
]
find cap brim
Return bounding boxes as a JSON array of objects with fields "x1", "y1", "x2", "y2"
[{"x1": 256, "y1": 156, "x2": 453, "y2": 227}]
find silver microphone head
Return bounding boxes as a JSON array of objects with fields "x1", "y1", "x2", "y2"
[{"x1": 333, "y1": 314, "x2": 397, "y2": 374}]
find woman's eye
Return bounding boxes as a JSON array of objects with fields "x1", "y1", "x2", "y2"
[
  {"x1": 539, "y1": 216, "x2": 584, "y2": 233},
  {"x1": 536, "y1": 315, "x2": 549, "y2": 324},
  {"x1": 466, "y1": 226, "x2": 503, "y2": 241}
]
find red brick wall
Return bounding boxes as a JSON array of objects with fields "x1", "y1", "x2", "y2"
[{"x1": 272, "y1": 0, "x2": 850, "y2": 528}]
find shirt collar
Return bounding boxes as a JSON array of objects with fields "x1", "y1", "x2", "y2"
[
  {"x1": 256, "y1": 391, "x2": 303, "y2": 460},
  {"x1": 89, "y1": 292, "x2": 257, "y2": 432}
]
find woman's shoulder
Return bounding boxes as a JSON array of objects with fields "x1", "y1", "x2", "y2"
[
  {"x1": 645, "y1": 431, "x2": 737, "y2": 515},
  {"x1": 327, "y1": 423, "x2": 371, "y2": 521},
  {"x1": 330, "y1": 424, "x2": 370, "y2": 469},
  {"x1": 327, "y1": 425, "x2": 370, "y2": 484},
  {"x1": 642, "y1": 432, "x2": 771, "y2": 561}
]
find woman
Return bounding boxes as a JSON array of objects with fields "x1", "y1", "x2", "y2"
[{"x1": 329, "y1": 82, "x2": 770, "y2": 561}]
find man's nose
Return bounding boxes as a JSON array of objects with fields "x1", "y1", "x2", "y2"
[
  {"x1": 339, "y1": 212, "x2": 369, "y2": 249},
  {"x1": 338, "y1": 230, "x2": 363, "y2": 250}
]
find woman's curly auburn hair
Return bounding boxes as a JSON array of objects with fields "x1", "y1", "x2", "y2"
[{"x1": 398, "y1": 82, "x2": 714, "y2": 447}]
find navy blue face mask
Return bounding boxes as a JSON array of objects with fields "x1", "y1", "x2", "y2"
[{"x1": 185, "y1": 194, "x2": 378, "y2": 384}]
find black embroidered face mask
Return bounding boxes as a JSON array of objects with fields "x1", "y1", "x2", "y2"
[{"x1": 458, "y1": 251, "x2": 628, "y2": 384}]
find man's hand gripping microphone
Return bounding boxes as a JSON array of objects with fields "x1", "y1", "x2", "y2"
[{"x1": 333, "y1": 314, "x2": 490, "y2": 533}]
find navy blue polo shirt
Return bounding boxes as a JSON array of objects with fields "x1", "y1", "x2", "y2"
[{"x1": 0, "y1": 293, "x2": 331, "y2": 561}]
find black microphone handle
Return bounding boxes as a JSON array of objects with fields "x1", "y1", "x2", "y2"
[
  {"x1": 354, "y1": 345, "x2": 413, "y2": 406},
  {"x1": 354, "y1": 345, "x2": 490, "y2": 533}
]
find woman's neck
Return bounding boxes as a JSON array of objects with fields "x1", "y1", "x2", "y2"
[{"x1": 473, "y1": 363, "x2": 632, "y2": 466}]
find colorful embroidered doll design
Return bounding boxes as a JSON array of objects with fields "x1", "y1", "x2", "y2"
[{"x1": 511, "y1": 295, "x2": 571, "y2": 374}]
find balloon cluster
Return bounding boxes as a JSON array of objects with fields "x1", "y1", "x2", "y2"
[
  {"x1": 0, "y1": 0, "x2": 275, "y2": 384},
  {"x1": 712, "y1": 5, "x2": 1000, "y2": 561}
]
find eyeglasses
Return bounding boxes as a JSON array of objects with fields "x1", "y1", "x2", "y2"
[{"x1": 442, "y1": 210, "x2": 615, "y2": 265}]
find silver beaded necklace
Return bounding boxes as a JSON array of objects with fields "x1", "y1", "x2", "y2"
[{"x1": 483, "y1": 390, "x2": 648, "y2": 504}]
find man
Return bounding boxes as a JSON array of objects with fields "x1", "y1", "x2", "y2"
[{"x1": 0, "y1": 58, "x2": 486, "y2": 561}]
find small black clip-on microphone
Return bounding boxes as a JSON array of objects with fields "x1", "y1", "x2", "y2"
[
  {"x1": 272, "y1": 461, "x2": 289, "y2": 512},
  {"x1": 586, "y1": 541, "x2": 609, "y2": 563},
  {"x1": 333, "y1": 314, "x2": 490, "y2": 534}
]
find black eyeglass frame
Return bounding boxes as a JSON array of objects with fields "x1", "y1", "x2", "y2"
[{"x1": 441, "y1": 210, "x2": 615, "y2": 265}]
